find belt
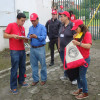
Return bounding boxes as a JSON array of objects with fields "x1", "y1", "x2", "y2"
[{"x1": 32, "y1": 45, "x2": 45, "y2": 48}]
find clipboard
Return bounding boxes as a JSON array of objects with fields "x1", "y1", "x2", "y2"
[{"x1": 18, "y1": 36, "x2": 30, "y2": 40}]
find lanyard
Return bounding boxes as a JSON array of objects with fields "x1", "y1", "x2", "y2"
[
  {"x1": 61, "y1": 26, "x2": 68, "y2": 34},
  {"x1": 17, "y1": 24, "x2": 24, "y2": 36}
]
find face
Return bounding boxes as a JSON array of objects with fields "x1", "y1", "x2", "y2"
[
  {"x1": 31, "y1": 19, "x2": 39, "y2": 27},
  {"x1": 75, "y1": 27, "x2": 81, "y2": 33},
  {"x1": 52, "y1": 14, "x2": 57, "y2": 19},
  {"x1": 17, "y1": 18, "x2": 26, "y2": 26},
  {"x1": 60, "y1": 15, "x2": 68, "y2": 24},
  {"x1": 53, "y1": 6, "x2": 56, "y2": 10}
]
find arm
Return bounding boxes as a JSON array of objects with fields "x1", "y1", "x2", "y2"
[
  {"x1": 58, "y1": 21, "x2": 62, "y2": 29},
  {"x1": 58, "y1": 37, "x2": 60, "y2": 52},
  {"x1": 45, "y1": 21, "x2": 49, "y2": 36},
  {"x1": 4, "y1": 33, "x2": 18, "y2": 39},
  {"x1": 4, "y1": 23, "x2": 19, "y2": 39},
  {"x1": 37, "y1": 26, "x2": 47, "y2": 42},
  {"x1": 72, "y1": 40, "x2": 92, "y2": 49},
  {"x1": 72, "y1": 32, "x2": 92, "y2": 49},
  {"x1": 57, "y1": 10, "x2": 59, "y2": 19}
]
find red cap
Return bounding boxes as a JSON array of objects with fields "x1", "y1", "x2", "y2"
[
  {"x1": 60, "y1": 5, "x2": 64, "y2": 9},
  {"x1": 30, "y1": 13, "x2": 38, "y2": 21},
  {"x1": 59, "y1": 11, "x2": 70, "y2": 18},
  {"x1": 52, "y1": 10, "x2": 57, "y2": 14},
  {"x1": 71, "y1": 19, "x2": 83, "y2": 30}
]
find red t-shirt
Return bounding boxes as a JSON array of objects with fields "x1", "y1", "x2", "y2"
[
  {"x1": 5, "y1": 23, "x2": 25, "y2": 50},
  {"x1": 70, "y1": 14, "x2": 76, "y2": 22},
  {"x1": 77, "y1": 32, "x2": 92, "y2": 59}
]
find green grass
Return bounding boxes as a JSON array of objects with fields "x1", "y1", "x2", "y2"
[
  {"x1": 0, "y1": 49, "x2": 11, "y2": 70},
  {"x1": 0, "y1": 49, "x2": 30, "y2": 71},
  {"x1": 0, "y1": 43, "x2": 56, "y2": 71}
]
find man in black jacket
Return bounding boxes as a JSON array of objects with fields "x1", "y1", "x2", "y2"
[{"x1": 45, "y1": 10, "x2": 62, "y2": 66}]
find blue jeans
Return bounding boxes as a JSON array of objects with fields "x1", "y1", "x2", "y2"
[
  {"x1": 10, "y1": 50, "x2": 26, "y2": 89},
  {"x1": 30, "y1": 46, "x2": 47, "y2": 82},
  {"x1": 77, "y1": 56, "x2": 90, "y2": 93},
  {"x1": 60, "y1": 50, "x2": 68, "y2": 77}
]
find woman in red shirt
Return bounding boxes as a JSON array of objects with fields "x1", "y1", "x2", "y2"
[
  {"x1": 71, "y1": 19, "x2": 92, "y2": 99},
  {"x1": 69, "y1": 10, "x2": 76, "y2": 22}
]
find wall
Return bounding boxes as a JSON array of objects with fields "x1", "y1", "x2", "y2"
[{"x1": 0, "y1": 0, "x2": 52, "y2": 51}]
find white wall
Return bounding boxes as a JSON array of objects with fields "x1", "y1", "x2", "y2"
[
  {"x1": 0, "y1": 27, "x2": 9, "y2": 51},
  {"x1": 15, "y1": 0, "x2": 52, "y2": 34},
  {"x1": 0, "y1": 0, "x2": 52, "y2": 51}
]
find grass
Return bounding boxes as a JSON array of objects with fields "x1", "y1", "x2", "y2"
[
  {"x1": 0, "y1": 42, "x2": 58, "y2": 71},
  {"x1": 0, "y1": 49, "x2": 30, "y2": 71}
]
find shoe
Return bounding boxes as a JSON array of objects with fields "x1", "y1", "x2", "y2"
[
  {"x1": 49, "y1": 62, "x2": 54, "y2": 66},
  {"x1": 72, "y1": 80, "x2": 77, "y2": 85},
  {"x1": 72, "y1": 89, "x2": 82, "y2": 96},
  {"x1": 60, "y1": 76, "x2": 68, "y2": 81},
  {"x1": 76, "y1": 93, "x2": 88, "y2": 99},
  {"x1": 32, "y1": 81, "x2": 39, "y2": 86},
  {"x1": 10, "y1": 89, "x2": 18, "y2": 94},
  {"x1": 40, "y1": 81, "x2": 46, "y2": 86},
  {"x1": 21, "y1": 82, "x2": 28, "y2": 87}
]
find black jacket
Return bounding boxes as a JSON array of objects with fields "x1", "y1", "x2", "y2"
[{"x1": 45, "y1": 18, "x2": 62, "y2": 39}]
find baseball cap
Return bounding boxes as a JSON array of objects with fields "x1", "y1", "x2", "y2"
[
  {"x1": 30, "y1": 13, "x2": 38, "y2": 21},
  {"x1": 52, "y1": 10, "x2": 57, "y2": 14},
  {"x1": 59, "y1": 11, "x2": 70, "y2": 18},
  {"x1": 60, "y1": 5, "x2": 64, "y2": 9},
  {"x1": 71, "y1": 19, "x2": 83, "y2": 30}
]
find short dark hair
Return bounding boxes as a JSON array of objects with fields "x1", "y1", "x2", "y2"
[
  {"x1": 69, "y1": 10, "x2": 73, "y2": 17},
  {"x1": 17, "y1": 13, "x2": 26, "y2": 19}
]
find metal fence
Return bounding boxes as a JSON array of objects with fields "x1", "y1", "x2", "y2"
[{"x1": 53, "y1": 0, "x2": 100, "y2": 40}]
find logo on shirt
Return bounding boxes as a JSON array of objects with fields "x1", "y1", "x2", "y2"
[
  {"x1": 68, "y1": 46, "x2": 79, "y2": 58},
  {"x1": 22, "y1": 31, "x2": 24, "y2": 33}
]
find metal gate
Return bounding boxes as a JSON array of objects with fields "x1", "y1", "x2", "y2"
[{"x1": 53, "y1": 0, "x2": 100, "y2": 40}]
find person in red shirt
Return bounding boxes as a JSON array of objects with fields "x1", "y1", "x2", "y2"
[
  {"x1": 4, "y1": 13, "x2": 28, "y2": 94},
  {"x1": 71, "y1": 19, "x2": 92, "y2": 99},
  {"x1": 69, "y1": 10, "x2": 76, "y2": 22}
]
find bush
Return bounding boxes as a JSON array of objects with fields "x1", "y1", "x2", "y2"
[{"x1": 65, "y1": 8, "x2": 91, "y2": 19}]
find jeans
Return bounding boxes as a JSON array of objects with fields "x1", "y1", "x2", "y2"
[
  {"x1": 30, "y1": 46, "x2": 47, "y2": 82},
  {"x1": 49, "y1": 38, "x2": 58, "y2": 63},
  {"x1": 60, "y1": 50, "x2": 68, "y2": 77},
  {"x1": 77, "y1": 56, "x2": 90, "y2": 93},
  {"x1": 10, "y1": 50, "x2": 26, "y2": 89}
]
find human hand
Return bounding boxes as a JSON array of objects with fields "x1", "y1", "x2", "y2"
[
  {"x1": 12, "y1": 34, "x2": 19, "y2": 39},
  {"x1": 72, "y1": 40, "x2": 80, "y2": 46},
  {"x1": 30, "y1": 34, "x2": 37, "y2": 39}
]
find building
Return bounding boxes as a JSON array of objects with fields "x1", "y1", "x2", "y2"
[{"x1": 0, "y1": 0, "x2": 52, "y2": 51}]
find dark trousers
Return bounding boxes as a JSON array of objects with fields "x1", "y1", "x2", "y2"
[
  {"x1": 49, "y1": 38, "x2": 58, "y2": 63},
  {"x1": 10, "y1": 50, "x2": 26, "y2": 89}
]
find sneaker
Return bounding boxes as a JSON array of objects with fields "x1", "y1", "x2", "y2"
[
  {"x1": 76, "y1": 93, "x2": 88, "y2": 99},
  {"x1": 21, "y1": 82, "x2": 28, "y2": 87},
  {"x1": 60, "y1": 76, "x2": 68, "y2": 81},
  {"x1": 10, "y1": 89, "x2": 18, "y2": 94},
  {"x1": 72, "y1": 80, "x2": 77, "y2": 85},
  {"x1": 72, "y1": 89, "x2": 82, "y2": 96}
]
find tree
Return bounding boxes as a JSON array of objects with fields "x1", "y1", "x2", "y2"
[{"x1": 81, "y1": 0, "x2": 100, "y2": 10}]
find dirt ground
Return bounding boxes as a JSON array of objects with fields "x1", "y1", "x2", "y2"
[{"x1": 0, "y1": 40, "x2": 100, "y2": 100}]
